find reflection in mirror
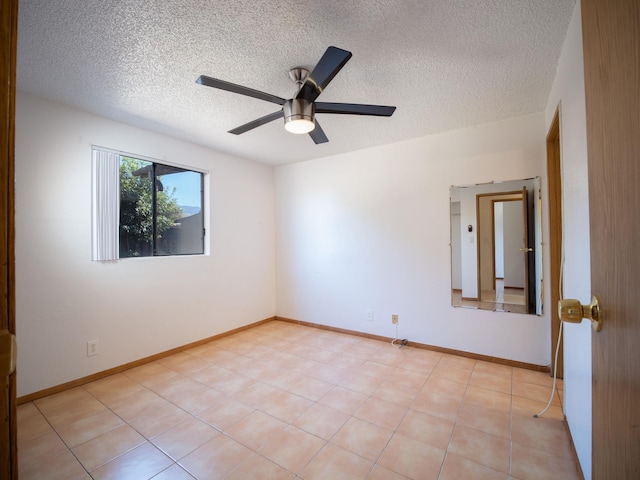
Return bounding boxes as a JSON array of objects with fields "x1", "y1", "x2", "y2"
[{"x1": 450, "y1": 178, "x2": 543, "y2": 315}]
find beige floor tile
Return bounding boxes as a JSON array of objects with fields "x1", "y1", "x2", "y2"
[
  {"x1": 225, "y1": 410, "x2": 288, "y2": 450},
  {"x1": 440, "y1": 353, "x2": 476, "y2": 370},
  {"x1": 463, "y1": 385, "x2": 512, "y2": 413},
  {"x1": 511, "y1": 441, "x2": 582, "y2": 480},
  {"x1": 357, "y1": 360, "x2": 396, "y2": 378},
  {"x1": 469, "y1": 369, "x2": 512, "y2": 394},
  {"x1": 151, "y1": 417, "x2": 219, "y2": 461},
  {"x1": 293, "y1": 403, "x2": 350, "y2": 440},
  {"x1": 423, "y1": 376, "x2": 467, "y2": 399},
  {"x1": 19, "y1": 425, "x2": 70, "y2": 460},
  {"x1": 300, "y1": 443, "x2": 373, "y2": 480},
  {"x1": 404, "y1": 346, "x2": 443, "y2": 362},
  {"x1": 331, "y1": 416, "x2": 393, "y2": 460},
  {"x1": 353, "y1": 396, "x2": 408, "y2": 431},
  {"x1": 318, "y1": 385, "x2": 368, "y2": 414},
  {"x1": 84, "y1": 374, "x2": 146, "y2": 405},
  {"x1": 56, "y1": 409, "x2": 125, "y2": 448},
  {"x1": 90, "y1": 442, "x2": 173, "y2": 480},
  {"x1": 17, "y1": 403, "x2": 54, "y2": 445},
  {"x1": 331, "y1": 352, "x2": 367, "y2": 370},
  {"x1": 398, "y1": 355, "x2": 437, "y2": 376},
  {"x1": 411, "y1": 390, "x2": 462, "y2": 422},
  {"x1": 431, "y1": 363, "x2": 473, "y2": 384},
  {"x1": 377, "y1": 433, "x2": 446, "y2": 479},
  {"x1": 130, "y1": 365, "x2": 183, "y2": 390},
  {"x1": 303, "y1": 347, "x2": 340, "y2": 363},
  {"x1": 337, "y1": 372, "x2": 384, "y2": 395},
  {"x1": 259, "y1": 388, "x2": 314, "y2": 423},
  {"x1": 355, "y1": 337, "x2": 387, "y2": 350},
  {"x1": 179, "y1": 434, "x2": 254, "y2": 479},
  {"x1": 196, "y1": 396, "x2": 254, "y2": 431},
  {"x1": 233, "y1": 380, "x2": 281, "y2": 409},
  {"x1": 157, "y1": 352, "x2": 202, "y2": 371},
  {"x1": 307, "y1": 364, "x2": 350, "y2": 384},
  {"x1": 513, "y1": 367, "x2": 554, "y2": 387},
  {"x1": 163, "y1": 354, "x2": 210, "y2": 375},
  {"x1": 396, "y1": 409, "x2": 455, "y2": 450},
  {"x1": 439, "y1": 452, "x2": 508, "y2": 480},
  {"x1": 388, "y1": 367, "x2": 429, "y2": 389},
  {"x1": 72, "y1": 424, "x2": 145, "y2": 472},
  {"x1": 289, "y1": 357, "x2": 325, "y2": 376},
  {"x1": 366, "y1": 464, "x2": 410, "y2": 480},
  {"x1": 19, "y1": 446, "x2": 90, "y2": 480},
  {"x1": 512, "y1": 381, "x2": 561, "y2": 406},
  {"x1": 188, "y1": 363, "x2": 235, "y2": 386},
  {"x1": 447, "y1": 425, "x2": 510, "y2": 474},
  {"x1": 128, "y1": 402, "x2": 192, "y2": 439},
  {"x1": 511, "y1": 395, "x2": 564, "y2": 421},
  {"x1": 109, "y1": 389, "x2": 170, "y2": 423},
  {"x1": 151, "y1": 463, "x2": 196, "y2": 479},
  {"x1": 258, "y1": 425, "x2": 327, "y2": 473},
  {"x1": 372, "y1": 379, "x2": 421, "y2": 408},
  {"x1": 456, "y1": 402, "x2": 510, "y2": 439},
  {"x1": 511, "y1": 414, "x2": 573, "y2": 459},
  {"x1": 473, "y1": 360, "x2": 513, "y2": 378},
  {"x1": 287, "y1": 375, "x2": 334, "y2": 401},
  {"x1": 337, "y1": 344, "x2": 376, "y2": 360},
  {"x1": 225, "y1": 452, "x2": 295, "y2": 480},
  {"x1": 34, "y1": 387, "x2": 108, "y2": 428},
  {"x1": 372, "y1": 348, "x2": 406, "y2": 367}
]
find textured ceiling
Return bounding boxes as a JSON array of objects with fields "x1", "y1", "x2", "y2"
[{"x1": 17, "y1": 0, "x2": 575, "y2": 166}]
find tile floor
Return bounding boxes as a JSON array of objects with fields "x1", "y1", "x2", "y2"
[
  {"x1": 452, "y1": 278, "x2": 528, "y2": 314},
  {"x1": 17, "y1": 321, "x2": 581, "y2": 479}
]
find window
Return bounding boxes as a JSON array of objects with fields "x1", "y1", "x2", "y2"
[{"x1": 92, "y1": 148, "x2": 205, "y2": 260}]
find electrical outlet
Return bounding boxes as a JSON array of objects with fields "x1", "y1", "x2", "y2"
[
  {"x1": 391, "y1": 314, "x2": 399, "y2": 324},
  {"x1": 87, "y1": 340, "x2": 99, "y2": 357},
  {"x1": 366, "y1": 310, "x2": 374, "y2": 321}
]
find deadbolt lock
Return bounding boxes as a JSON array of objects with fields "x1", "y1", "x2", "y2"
[
  {"x1": 0, "y1": 330, "x2": 17, "y2": 376},
  {"x1": 558, "y1": 295, "x2": 602, "y2": 332}
]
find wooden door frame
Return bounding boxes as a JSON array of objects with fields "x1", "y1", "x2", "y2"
[
  {"x1": 0, "y1": 0, "x2": 18, "y2": 479},
  {"x1": 546, "y1": 108, "x2": 563, "y2": 378},
  {"x1": 476, "y1": 190, "x2": 523, "y2": 303}
]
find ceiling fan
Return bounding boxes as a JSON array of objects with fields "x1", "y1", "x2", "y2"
[{"x1": 196, "y1": 46, "x2": 396, "y2": 144}]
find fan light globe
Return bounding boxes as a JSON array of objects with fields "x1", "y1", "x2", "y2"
[{"x1": 284, "y1": 118, "x2": 315, "y2": 134}]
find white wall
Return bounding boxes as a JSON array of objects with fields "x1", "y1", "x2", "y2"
[
  {"x1": 544, "y1": 1, "x2": 592, "y2": 477},
  {"x1": 15, "y1": 93, "x2": 276, "y2": 397},
  {"x1": 275, "y1": 113, "x2": 550, "y2": 366}
]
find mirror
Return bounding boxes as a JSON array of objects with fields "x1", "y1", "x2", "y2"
[{"x1": 450, "y1": 178, "x2": 543, "y2": 314}]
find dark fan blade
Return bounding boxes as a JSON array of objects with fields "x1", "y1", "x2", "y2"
[
  {"x1": 315, "y1": 102, "x2": 396, "y2": 116},
  {"x1": 296, "y1": 46, "x2": 352, "y2": 102},
  {"x1": 197, "y1": 75, "x2": 285, "y2": 105},
  {"x1": 228, "y1": 110, "x2": 283, "y2": 135},
  {"x1": 308, "y1": 120, "x2": 329, "y2": 144}
]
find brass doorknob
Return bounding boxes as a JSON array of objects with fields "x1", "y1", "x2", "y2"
[
  {"x1": 519, "y1": 247, "x2": 533, "y2": 252},
  {"x1": 558, "y1": 295, "x2": 602, "y2": 331}
]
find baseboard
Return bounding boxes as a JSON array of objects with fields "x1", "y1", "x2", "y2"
[
  {"x1": 17, "y1": 316, "x2": 276, "y2": 405},
  {"x1": 275, "y1": 316, "x2": 549, "y2": 373}
]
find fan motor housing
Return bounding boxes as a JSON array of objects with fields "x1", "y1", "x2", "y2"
[{"x1": 283, "y1": 98, "x2": 315, "y2": 133}]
